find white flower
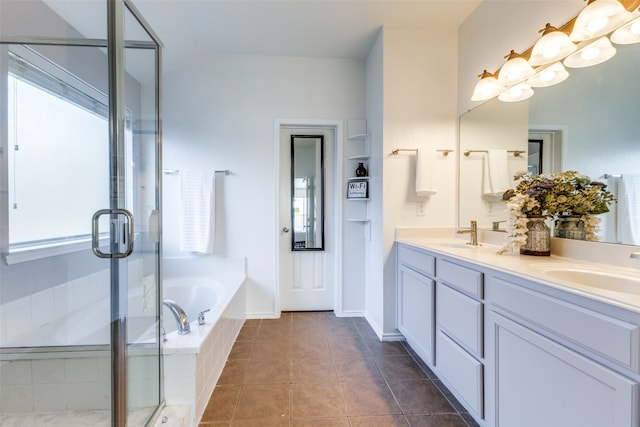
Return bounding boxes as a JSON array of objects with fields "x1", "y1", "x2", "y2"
[
  {"x1": 582, "y1": 214, "x2": 602, "y2": 241},
  {"x1": 497, "y1": 193, "x2": 537, "y2": 254}
]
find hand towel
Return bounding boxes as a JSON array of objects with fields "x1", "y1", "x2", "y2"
[
  {"x1": 415, "y1": 149, "x2": 438, "y2": 197},
  {"x1": 483, "y1": 149, "x2": 510, "y2": 197},
  {"x1": 179, "y1": 170, "x2": 216, "y2": 253},
  {"x1": 617, "y1": 174, "x2": 640, "y2": 245}
]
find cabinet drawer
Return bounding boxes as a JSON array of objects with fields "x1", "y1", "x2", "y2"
[
  {"x1": 437, "y1": 283, "x2": 483, "y2": 358},
  {"x1": 436, "y1": 330, "x2": 484, "y2": 419},
  {"x1": 490, "y1": 277, "x2": 640, "y2": 372},
  {"x1": 398, "y1": 244, "x2": 435, "y2": 277},
  {"x1": 437, "y1": 259, "x2": 483, "y2": 298}
]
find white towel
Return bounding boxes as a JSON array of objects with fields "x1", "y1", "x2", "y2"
[
  {"x1": 483, "y1": 149, "x2": 510, "y2": 197},
  {"x1": 179, "y1": 170, "x2": 216, "y2": 253},
  {"x1": 415, "y1": 149, "x2": 438, "y2": 197},
  {"x1": 617, "y1": 174, "x2": 640, "y2": 245}
]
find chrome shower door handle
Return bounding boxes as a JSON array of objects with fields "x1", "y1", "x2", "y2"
[{"x1": 92, "y1": 208, "x2": 135, "y2": 258}]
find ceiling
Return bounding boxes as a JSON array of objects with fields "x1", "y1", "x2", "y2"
[{"x1": 43, "y1": 0, "x2": 482, "y2": 73}]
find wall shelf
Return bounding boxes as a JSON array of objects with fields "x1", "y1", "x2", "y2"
[
  {"x1": 347, "y1": 176, "x2": 370, "y2": 182},
  {"x1": 348, "y1": 154, "x2": 370, "y2": 161},
  {"x1": 347, "y1": 218, "x2": 371, "y2": 223}
]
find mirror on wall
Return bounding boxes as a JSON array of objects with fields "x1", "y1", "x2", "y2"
[
  {"x1": 291, "y1": 135, "x2": 324, "y2": 251},
  {"x1": 459, "y1": 42, "x2": 640, "y2": 245}
]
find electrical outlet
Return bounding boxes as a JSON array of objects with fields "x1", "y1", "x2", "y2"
[{"x1": 417, "y1": 201, "x2": 426, "y2": 216}]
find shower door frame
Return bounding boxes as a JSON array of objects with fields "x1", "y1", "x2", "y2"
[
  {"x1": 108, "y1": 1, "x2": 164, "y2": 425},
  {"x1": 0, "y1": 1, "x2": 164, "y2": 425}
]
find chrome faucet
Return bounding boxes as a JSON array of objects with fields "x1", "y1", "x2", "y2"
[
  {"x1": 162, "y1": 299, "x2": 191, "y2": 335},
  {"x1": 457, "y1": 220, "x2": 478, "y2": 246}
]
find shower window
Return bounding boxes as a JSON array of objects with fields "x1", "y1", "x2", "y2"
[{"x1": 5, "y1": 47, "x2": 133, "y2": 263}]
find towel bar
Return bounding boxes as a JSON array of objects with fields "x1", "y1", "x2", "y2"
[
  {"x1": 391, "y1": 148, "x2": 453, "y2": 156},
  {"x1": 163, "y1": 169, "x2": 229, "y2": 175}
]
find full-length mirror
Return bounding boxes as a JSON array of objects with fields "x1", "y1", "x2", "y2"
[
  {"x1": 459, "y1": 41, "x2": 640, "y2": 245},
  {"x1": 291, "y1": 135, "x2": 324, "y2": 250}
]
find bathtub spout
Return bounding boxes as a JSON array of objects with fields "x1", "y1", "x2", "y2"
[{"x1": 162, "y1": 299, "x2": 191, "y2": 335}]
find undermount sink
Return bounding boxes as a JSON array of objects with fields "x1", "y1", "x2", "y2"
[{"x1": 538, "y1": 266, "x2": 640, "y2": 296}]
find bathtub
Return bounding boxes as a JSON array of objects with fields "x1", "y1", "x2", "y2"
[
  {"x1": 161, "y1": 256, "x2": 246, "y2": 426},
  {"x1": 0, "y1": 256, "x2": 246, "y2": 426}
]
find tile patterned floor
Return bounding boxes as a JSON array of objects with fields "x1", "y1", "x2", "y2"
[{"x1": 199, "y1": 312, "x2": 480, "y2": 426}]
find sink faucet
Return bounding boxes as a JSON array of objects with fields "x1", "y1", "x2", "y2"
[
  {"x1": 162, "y1": 299, "x2": 191, "y2": 335},
  {"x1": 457, "y1": 220, "x2": 478, "y2": 246}
]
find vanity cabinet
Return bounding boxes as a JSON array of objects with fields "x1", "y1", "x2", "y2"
[
  {"x1": 435, "y1": 259, "x2": 484, "y2": 420},
  {"x1": 396, "y1": 243, "x2": 486, "y2": 420},
  {"x1": 396, "y1": 244, "x2": 436, "y2": 366},
  {"x1": 396, "y1": 240, "x2": 640, "y2": 427},
  {"x1": 485, "y1": 275, "x2": 640, "y2": 427}
]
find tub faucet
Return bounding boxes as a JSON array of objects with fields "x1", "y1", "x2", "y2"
[
  {"x1": 457, "y1": 220, "x2": 478, "y2": 246},
  {"x1": 163, "y1": 299, "x2": 191, "y2": 335}
]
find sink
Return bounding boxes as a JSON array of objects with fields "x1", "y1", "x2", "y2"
[{"x1": 539, "y1": 267, "x2": 640, "y2": 296}]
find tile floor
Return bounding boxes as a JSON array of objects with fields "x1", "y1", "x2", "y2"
[{"x1": 199, "y1": 311, "x2": 480, "y2": 426}]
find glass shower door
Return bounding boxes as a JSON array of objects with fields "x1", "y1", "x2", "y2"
[{"x1": 0, "y1": 1, "x2": 162, "y2": 425}]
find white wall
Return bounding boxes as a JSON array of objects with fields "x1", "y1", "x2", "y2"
[
  {"x1": 364, "y1": 26, "x2": 459, "y2": 338},
  {"x1": 162, "y1": 54, "x2": 366, "y2": 317}
]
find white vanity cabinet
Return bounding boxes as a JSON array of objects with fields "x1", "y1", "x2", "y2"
[
  {"x1": 396, "y1": 243, "x2": 486, "y2": 420},
  {"x1": 396, "y1": 244, "x2": 436, "y2": 366},
  {"x1": 485, "y1": 274, "x2": 640, "y2": 427},
  {"x1": 435, "y1": 259, "x2": 485, "y2": 421},
  {"x1": 396, "y1": 239, "x2": 640, "y2": 427}
]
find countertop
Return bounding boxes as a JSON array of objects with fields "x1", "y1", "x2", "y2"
[{"x1": 397, "y1": 233, "x2": 640, "y2": 314}]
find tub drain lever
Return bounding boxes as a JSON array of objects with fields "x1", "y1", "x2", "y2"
[{"x1": 198, "y1": 309, "x2": 211, "y2": 325}]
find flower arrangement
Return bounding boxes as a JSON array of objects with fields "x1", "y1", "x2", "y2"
[{"x1": 498, "y1": 170, "x2": 615, "y2": 254}]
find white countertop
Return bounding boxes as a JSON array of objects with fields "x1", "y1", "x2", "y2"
[{"x1": 397, "y1": 232, "x2": 640, "y2": 314}]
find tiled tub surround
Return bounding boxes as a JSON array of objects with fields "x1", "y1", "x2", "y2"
[
  {"x1": 0, "y1": 256, "x2": 246, "y2": 426},
  {"x1": 396, "y1": 228, "x2": 640, "y2": 427}
]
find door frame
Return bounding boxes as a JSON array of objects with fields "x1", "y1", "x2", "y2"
[{"x1": 274, "y1": 119, "x2": 344, "y2": 316}]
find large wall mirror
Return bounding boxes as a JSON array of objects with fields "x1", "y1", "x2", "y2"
[
  {"x1": 291, "y1": 135, "x2": 324, "y2": 251},
  {"x1": 459, "y1": 41, "x2": 640, "y2": 245}
]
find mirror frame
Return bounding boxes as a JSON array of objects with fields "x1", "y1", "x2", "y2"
[{"x1": 290, "y1": 134, "x2": 325, "y2": 251}]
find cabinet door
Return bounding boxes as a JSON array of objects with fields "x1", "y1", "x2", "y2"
[
  {"x1": 397, "y1": 265, "x2": 435, "y2": 366},
  {"x1": 491, "y1": 312, "x2": 640, "y2": 427}
]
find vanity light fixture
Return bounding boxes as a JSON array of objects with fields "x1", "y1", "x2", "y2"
[
  {"x1": 564, "y1": 36, "x2": 617, "y2": 67},
  {"x1": 610, "y1": 16, "x2": 640, "y2": 44},
  {"x1": 471, "y1": 70, "x2": 502, "y2": 101},
  {"x1": 529, "y1": 23, "x2": 577, "y2": 66},
  {"x1": 498, "y1": 82, "x2": 534, "y2": 102},
  {"x1": 497, "y1": 50, "x2": 535, "y2": 86},
  {"x1": 527, "y1": 62, "x2": 570, "y2": 87},
  {"x1": 569, "y1": 0, "x2": 632, "y2": 42}
]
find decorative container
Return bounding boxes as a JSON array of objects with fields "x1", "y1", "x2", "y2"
[
  {"x1": 520, "y1": 215, "x2": 550, "y2": 256},
  {"x1": 554, "y1": 215, "x2": 586, "y2": 240},
  {"x1": 355, "y1": 163, "x2": 368, "y2": 177}
]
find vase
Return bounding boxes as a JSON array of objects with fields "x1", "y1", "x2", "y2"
[
  {"x1": 355, "y1": 163, "x2": 368, "y2": 177},
  {"x1": 520, "y1": 215, "x2": 550, "y2": 256},
  {"x1": 554, "y1": 215, "x2": 586, "y2": 240}
]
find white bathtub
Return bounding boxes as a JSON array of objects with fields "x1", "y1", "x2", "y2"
[{"x1": 161, "y1": 256, "x2": 246, "y2": 426}]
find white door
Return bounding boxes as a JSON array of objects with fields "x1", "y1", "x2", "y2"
[{"x1": 278, "y1": 125, "x2": 335, "y2": 311}]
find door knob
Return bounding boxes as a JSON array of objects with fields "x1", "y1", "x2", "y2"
[{"x1": 282, "y1": 227, "x2": 290, "y2": 233}]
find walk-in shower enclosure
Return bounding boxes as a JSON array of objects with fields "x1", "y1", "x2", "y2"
[{"x1": 0, "y1": 1, "x2": 163, "y2": 425}]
